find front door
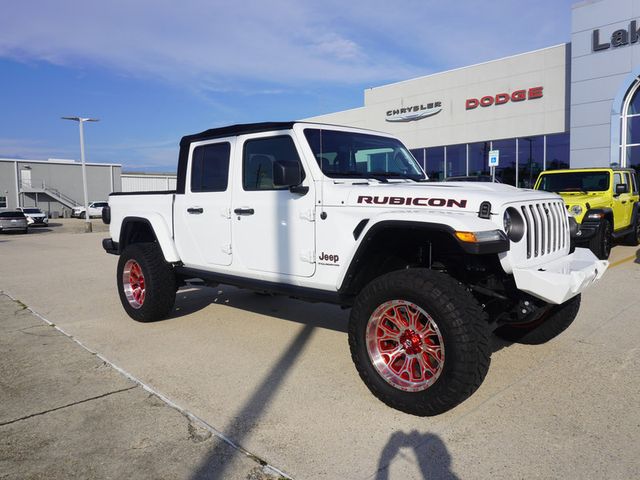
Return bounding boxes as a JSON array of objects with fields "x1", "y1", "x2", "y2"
[
  {"x1": 232, "y1": 133, "x2": 316, "y2": 278},
  {"x1": 174, "y1": 139, "x2": 234, "y2": 268}
]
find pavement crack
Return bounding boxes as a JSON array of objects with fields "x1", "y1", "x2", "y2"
[{"x1": 0, "y1": 385, "x2": 137, "y2": 427}]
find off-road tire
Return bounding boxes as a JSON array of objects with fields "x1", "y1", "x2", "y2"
[
  {"x1": 348, "y1": 268, "x2": 491, "y2": 416},
  {"x1": 493, "y1": 294, "x2": 581, "y2": 345},
  {"x1": 117, "y1": 242, "x2": 176, "y2": 322},
  {"x1": 624, "y1": 217, "x2": 640, "y2": 246},
  {"x1": 589, "y1": 219, "x2": 612, "y2": 259}
]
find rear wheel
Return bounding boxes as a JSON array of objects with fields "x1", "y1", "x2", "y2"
[
  {"x1": 117, "y1": 243, "x2": 176, "y2": 322},
  {"x1": 494, "y1": 294, "x2": 581, "y2": 345},
  {"x1": 589, "y1": 219, "x2": 612, "y2": 259},
  {"x1": 349, "y1": 269, "x2": 491, "y2": 416}
]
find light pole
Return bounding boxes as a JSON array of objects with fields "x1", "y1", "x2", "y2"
[{"x1": 62, "y1": 116, "x2": 99, "y2": 232}]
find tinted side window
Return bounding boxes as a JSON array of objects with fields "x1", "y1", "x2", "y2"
[
  {"x1": 191, "y1": 142, "x2": 231, "y2": 192},
  {"x1": 243, "y1": 136, "x2": 304, "y2": 191},
  {"x1": 614, "y1": 173, "x2": 624, "y2": 189}
]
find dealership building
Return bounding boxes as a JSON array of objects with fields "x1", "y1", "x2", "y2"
[{"x1": 309, "y1": 0, "x2": 640, "y2": 186}]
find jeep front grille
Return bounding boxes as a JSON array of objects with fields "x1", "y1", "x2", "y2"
[{"x1": 519, "y1": 201, "x2": 569, "y2": 259}]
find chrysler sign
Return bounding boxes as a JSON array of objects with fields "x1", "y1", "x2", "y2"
[{"x1": 385, "y1": 101, "x2": 442, "y2": 122}]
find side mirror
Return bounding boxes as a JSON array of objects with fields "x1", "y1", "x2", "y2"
[
  {"x1": 273, "y1": 161, "x2": 302, "y2": 187},
  {"x1": 615, "y1": 183, "x2": 629, "y2": 195}
]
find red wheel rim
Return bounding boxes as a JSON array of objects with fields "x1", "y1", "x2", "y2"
[
  {"x1": 123, "y1": 259, "x2": 145, "y2": 309},
  {"x1": 366, "y1": 300, "x2": 445, "y2": 392}
]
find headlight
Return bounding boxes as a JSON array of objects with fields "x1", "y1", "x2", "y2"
[
  {"x1": 502, "y1": 207, "x2": 525, "y2": 242},
  {"x1": 570, "y1": 205, "x2": 583, "y2": 216}
]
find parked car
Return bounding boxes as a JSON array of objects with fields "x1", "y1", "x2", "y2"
[
  {"x1": 0, "y1": 211, "x2": 29, "y2": 233},
  {"x1": 534, "y1": 167, "x2": 640, "y2": 259},
  {"x1": 443, "y1": 175, "x2": 501, "y2": 182},
  {"x1": 72, "y1": 201, "x2": 109, "y2": 219},
  {"x1": 17, "y1": 207, "x2": 49, "y2": 226}
]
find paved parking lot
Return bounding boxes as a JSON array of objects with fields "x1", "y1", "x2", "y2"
[{"x1": 1, "y1": 229, "x2": 639, "y2": 479}]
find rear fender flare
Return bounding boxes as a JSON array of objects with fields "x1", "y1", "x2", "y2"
[{"x1": 120, "y1": 215, "x2": 180, "y2": 262}]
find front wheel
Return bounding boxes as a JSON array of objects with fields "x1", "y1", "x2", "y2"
[
  {"x1": 493, "y1": 294, "x2": 581, "y2": 345},
  {"x1": 589, "y1": 219, "x2": 612, "y2": 259},
  {"x1": 117, "y1": 243, "x2": 176, "y2": 322},
  {"x1": 624, "y1": 218, "x2": 640, "y2": 246},
  {"x1": 348, "y1": 269, "x2": 491, "y2": 416}
]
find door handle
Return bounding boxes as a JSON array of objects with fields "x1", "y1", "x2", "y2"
[
  {"x1": 234, "y1": 208, "x2": 255, "y2": 215},
  {"x1": 621, "y1": 201, "x2": 627, "y2": 204},
  {"x1": 187, "y1": 207, "x2": 204, "y2": 214}
]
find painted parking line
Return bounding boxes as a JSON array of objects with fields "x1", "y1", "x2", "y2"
[{"x1": 609, "y1": 254, "x2": 638, "y2": 269}]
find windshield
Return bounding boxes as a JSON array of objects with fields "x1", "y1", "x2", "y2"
[
  {"x1": 537, "y1": 171, "x2": 610, "y2": 193},
  {"x1": 23, "y1": 208, "x2": 42, "y2": 213},
  {"x1": 304, "y1": 128, "x2": 426, "y2": 181}
]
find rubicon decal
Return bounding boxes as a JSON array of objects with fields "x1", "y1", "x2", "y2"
[
  {"x1": 357, "y1": 196, "x2": 467, "y2": 208},
  {"x1": 386, "y1": 102, "x2": 442, "y2": 122},
  {"x1": 466, "y1": 87, "x2": 543, "y2": 110}
]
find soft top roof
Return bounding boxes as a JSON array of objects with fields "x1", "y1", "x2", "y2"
[{"x1": 180, "y1": 122, "x2": 296, "y2": 146}]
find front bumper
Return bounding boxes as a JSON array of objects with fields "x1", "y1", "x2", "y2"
[
  {"x1": 575, "y1": 222, "x2": 599, "y2": 241},
  {"x1": 512, "y1": 247, "x2": 608, "y2": 304}
]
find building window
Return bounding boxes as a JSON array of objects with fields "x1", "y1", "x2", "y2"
[
  {"x1": 622, "y1": 79, "x2": 640, "y2": 174},
  {"x1": 445, "y1": 144, "x2": 466, "y2": 178},
  {"x1": 517, "y1": 136, "x2": 545, "y2": 188},
  {"x1": 491, "y1": 139, "x2": 516, "y2": 186},
  {"x1": 546, "y1": 133, "x2": 570, "y2": 171},
  {"x1": 468, "y1": 142, "x2": 491, "y2": 177},
  {"x1": 425, "y1": 147, "x2": 444, "y2": 180},
  {"x1": 0, "y1": 196, "x2": 6, "y2": 208}
]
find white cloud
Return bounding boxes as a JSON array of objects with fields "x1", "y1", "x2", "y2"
[{"x1": 0, "y1": 0, "x2": 573, "y2": 91}]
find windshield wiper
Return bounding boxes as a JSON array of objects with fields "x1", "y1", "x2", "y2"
[
  {"x1": 328, "y1": 171, "x2": 425, "y2": 183},
  {"x1": 369, "y1": 171, "x2": 425, "y2": 182}
]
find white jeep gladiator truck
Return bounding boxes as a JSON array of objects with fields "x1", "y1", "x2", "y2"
[{"x1": 102, "y1": 122, "x2": 608, "y2": 415}]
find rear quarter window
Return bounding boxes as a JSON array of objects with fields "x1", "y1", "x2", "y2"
[{"x1": 0, "y1": 211, "x2": 26, "y2": 218}]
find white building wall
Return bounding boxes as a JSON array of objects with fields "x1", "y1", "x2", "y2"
[
  {"x1": 121, "y1": 174, "x2": 176, "y2": 192},
  {"x1": 570, "y1": 0, "x2": 640, "y2": 167},
  {"x1": 308, "y1": 44, "x2": 569, "y2": 149}
]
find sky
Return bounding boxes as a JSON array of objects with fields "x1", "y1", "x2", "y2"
[{"x1": 0, "y1": 0, "x2": 575, "y2": 172}]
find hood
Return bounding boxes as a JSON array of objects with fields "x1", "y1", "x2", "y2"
[
  {"x1": 325, "y1": 181, "x2": 561, "y2": 213},
  {"x1": 556, "y1": 192, "x2": 609, "y2": 209}
]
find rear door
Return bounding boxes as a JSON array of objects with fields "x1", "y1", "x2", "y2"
[
  {"x1": 174, "y1": 139, "x2": 234, "y2": 268},
  {"x1": 231, "y1": 133, "x2": 316, "y2": 278}
]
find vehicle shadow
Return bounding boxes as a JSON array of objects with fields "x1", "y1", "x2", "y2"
[
  {"x1": 190, "y1": 323, "x2": 315, "y2": 480},
  {"x1": 489, "y1": 334, "x2": 512, "y2": 354},
  {"x1": 170, "y1": 286, "x2": 516, "y2": 346},
  {"x1": 375, "y1": 430, "x2": 459, "y2": 480},
  {"x1": 170, "y1": 285, "x2": 349, "y2": 333},
  {"x1": 25, "y1": 227, "x2": 54, "y2": 234}
]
